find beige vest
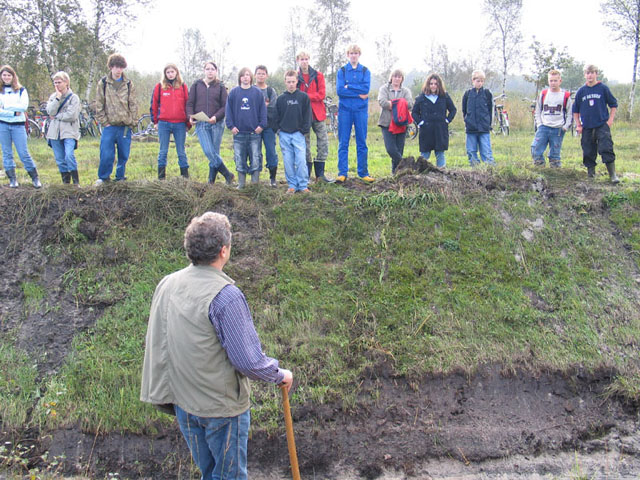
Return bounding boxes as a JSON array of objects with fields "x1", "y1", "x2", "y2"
[{"x1": 140, "y1": 264, "x2": 251, "y2": 417}]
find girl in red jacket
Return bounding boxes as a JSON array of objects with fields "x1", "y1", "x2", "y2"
[{"x1": 152, "y1": 63, "x2": 190, "y2": 179}]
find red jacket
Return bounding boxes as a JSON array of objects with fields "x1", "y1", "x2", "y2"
[
  {"x1": 151, "y1": 82, "x2": 189, "y2": 124},
  {"x1": 297, "y1": 67, "x2": 326, "y2": 122}
]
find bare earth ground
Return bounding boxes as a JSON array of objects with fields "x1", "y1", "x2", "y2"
[{"x1": 1, "y1": 169, "x2": 639, "y2": 479}]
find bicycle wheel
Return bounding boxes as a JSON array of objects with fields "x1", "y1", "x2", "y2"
[
  {"x1": 406, "y1": 122, "x2": 418, "y2": 140},
  {"x1": 137, "y1": 114, "x2": 152, "y2": 135},
  {"x1": 27, "y1": 119, "x2": 41, "y2": 139}
]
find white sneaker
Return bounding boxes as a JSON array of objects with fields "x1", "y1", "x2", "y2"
[{"x1": 94, "y1": 179, "x2": 104, "y2": 186}]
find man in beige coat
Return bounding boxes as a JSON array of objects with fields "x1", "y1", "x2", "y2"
[{"x1": 141, "y1": 212, "x2": 293, "y2": 480}]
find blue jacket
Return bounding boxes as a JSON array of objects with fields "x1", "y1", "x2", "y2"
[
  {"x1": 572, "y1": 82, "x2": 617, "y2": 129},
  {"x1": 337, "y1": 63, "x2": 370, "y2": 111},
  {"x1": 462, "y1": 87, "x2": 493, "y2": 133}
]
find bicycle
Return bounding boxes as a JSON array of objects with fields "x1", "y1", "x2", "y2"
[
  {"x1": 79, "y1": 100, "x2": 102, "y2": 137},
  {"x1": 523, "y1": 97, "x2": 537, "y2": 132},
  {"x1": 133, "y1": 113, "x2": 158, "y2": 138},
  {"x1": 26, "y1": 103, "x2": 50, "y2": 139},
  {"x1": 324, "y1": 96, "x2": 338, "y2": 138},
  {"x1": 406, "y1": 121, "x2": 418, "y2": 140},
  {"x1": 493, "y1": 94, "x2": 509, "y2": 136}
]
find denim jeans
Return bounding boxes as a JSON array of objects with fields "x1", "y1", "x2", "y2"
[
  {"x1": 98, "y1": 125, "x2": 131, "y2": 180},
  {"x1": 158, "y1": 121, "x2": 188, "y2": 168},
  {"x1": 304, "y1": 119, "x2": 329, "y2": 163},
  {"x1": 175, "y1": 405, "x2": 249, "y2": 480},
  {"x1": 233, "y1": 132, "x2": 262, "y2": 173},
  {"x1": 466, "y1": 133, "x2": 495, "y2": 166},
  {"x1": 50, "y1": 138, "x2": 77, "y2": 172},
  {"x1": 531, "y1": 125, "x2": 565, "y2": 167},
  {"x1": 279, "y1": 131, "x2": 309, "y2": 190},
  {"x1": 260, "y1": 127, "x2": 278, "y2": 169},
  {"x1": 196, "y1": 121, "x2": 225, "y2": 168},
  {"x1": 421, "y1": 151, "x2": 446, "y2": 168},
  {"x1": 337, "y1": 107, "x2": 369, "y2": 177},
  {"x1": 0, "y1": 121, "x2": 37, "y2": 171},
  {"x1": 381, "y1": 126, "x2": 406, "y2": 169}
]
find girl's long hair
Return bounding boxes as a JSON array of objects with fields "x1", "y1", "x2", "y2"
[
  {"x1": 422, "y1": 73, "x2": 446, "y2": 97},
  {"x1": 161, "y1": 63, "x2": 184, "y2": 89},
  {"x1": 0, "y1": 65, "x2": 21, "y2": 91}
]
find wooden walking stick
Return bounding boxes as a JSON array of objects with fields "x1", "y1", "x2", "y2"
[{"x1": 280, "y1": 385, "x2": 301, "y2": 480}]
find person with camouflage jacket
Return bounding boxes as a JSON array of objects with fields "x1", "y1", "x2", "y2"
[{"x1": 95, "y1": 54, "x2": 137, "y2": 185}]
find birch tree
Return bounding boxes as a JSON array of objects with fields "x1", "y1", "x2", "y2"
[
  {"x1": 482, "y1": 0, "x2": 523, "y2": 96},
  {"x1": 308, "y1": 0, "x2": 351, "y2": 84},
  {"x1": 601, "y1": 0, "x2": 640, "y2": 118}
]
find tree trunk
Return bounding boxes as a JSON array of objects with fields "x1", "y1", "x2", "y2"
[{"x1": 629, "y1": 13, "x2": 640, "y2": 120}]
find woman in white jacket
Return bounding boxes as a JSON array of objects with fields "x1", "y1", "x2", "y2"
[
  {"x1": 46, "y1": 71, "x2": 81, "y2": 185},
  {"x1": 0, "y1": 65, "x2": 41, "y2": 188}
]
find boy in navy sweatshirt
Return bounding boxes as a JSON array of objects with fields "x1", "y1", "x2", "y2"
[
  {"x1": 225, "y1": 68, "x2": 267, "y2": 188},
  {"x1": 572, "y1": 64, "x2": 619, "y2": 183},
  {"x1": 275, "y1": 70, "x2": 312, "y2": 193}
]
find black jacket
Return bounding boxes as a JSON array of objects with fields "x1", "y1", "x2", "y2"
[
  {"x1": 275, "y1": 89, "x2": 311, "y2": 134},
  {"x1": 412, "y1": 93, "x2": 456, "y2": 152},
  {"x1": 462, "y1": 87, "x2": 492, "y2": 133}
]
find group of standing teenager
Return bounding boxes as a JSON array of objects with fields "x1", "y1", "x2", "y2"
[{"x1": 0, "y1": 49, "x2": 622, "y2": 190}]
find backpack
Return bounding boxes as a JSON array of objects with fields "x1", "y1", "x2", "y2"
[
  {"x1": 340, "y1": 65, "x2": 368, "y2": 78},
  {"x1": 540, "y1": 89, "x2": 571, "y2": 111},
  {"x1": 102, "y1": 75, "x2": 131, "y2": 99}
]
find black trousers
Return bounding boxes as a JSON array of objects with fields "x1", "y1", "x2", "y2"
[{"x1": 581, "y1": 123, "x2": 615, "y2": 167}]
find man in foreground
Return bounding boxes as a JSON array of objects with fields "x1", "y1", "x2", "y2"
[{"x1": 141, "y1": 212, "x2": 293, "y2": 480}]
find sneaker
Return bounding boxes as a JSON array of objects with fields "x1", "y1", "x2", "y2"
[
  {"x1": 300, "y1": 188, "x2": 311, "y2": 193},
  {"x1": 286, "y1": 188, "x2": 295, "y2": 194},
  {"x1": 359, "y1": 176, "x2": 375, "y2": 183},
  {"x1": 335, "y1": 175, "x2": 347, "y2": 183},
  {"x1": 94, "y1": 179, "x2": 104, "y2": 186},
  {"x1": 270, "y1": 178, "x2": 277, "y2": 188}
]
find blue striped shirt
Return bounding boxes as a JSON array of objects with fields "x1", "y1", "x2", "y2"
[{"x1": 209, "y1": 284, "x2": 284, "y2": 384}]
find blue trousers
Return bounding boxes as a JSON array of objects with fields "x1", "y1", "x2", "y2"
[
  {"x1": 531, "y1": 125, "x2": 565, "y2": 167},
  {"x1": 175, "y1": 405, "x2": 249, "y2": 480},
  {"x1": 279, "y1": 131, "x2": 308, "y2": 190},
  {"x1": 421, "y1": 151, "x2": 446, "y2": 168},
  {"x1": 337, "y1": 107, "x2": 369, "y2": 177},
  {"x1": 465, "y1": 133, "x2": 494, "y2": 166},
  {"x1": 98, "y1": 125, "x2": 131, "y2": 180},
  {"x1": 233, "y1": 132, "x2": 262, "y2": 174},
  {"x1": 50, "y1": 138, "x2": 77, "y2": 172},
  {"x1": 196, "y1": 121, "x2": 225, "y2": 168},
  {"x1": 260, "y1": 127, "x2": 278, "y2": 169},
  {"x1": 157, "y1": 121, "x2": 188, "y2": 168},
  {"x1": 0, "y1": 121, "x2": 37, "y2": 171}
]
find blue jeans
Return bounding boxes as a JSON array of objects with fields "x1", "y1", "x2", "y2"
[
  {"x1": 260, "y1": 127, "x2": 278, "y2": 169},
  {"x1": 50, "y1": 138, "x2": 77, "y2": 172},
  {"x1": 98, "y1": 125, "x2": 131, "y2": 180},
  {"x1": 421, "y1": 151, "x2": 446, "y2": 168},
  {"x1": 0, "y1": 121, "x2": 37, "y2": 171},
  {"x1": 175, "y1": 405, "x2": 249, "y2": 480},
  {"x1": 337, "y1": 107, "x2": 368, "y2": 177},
  {"x1": 196, "y1": 121, "x2": 225, "y2": 168},
  {"x1": 158, "y1": 121, "x2": 188, "y2": 168},
  {"x1": 531, "y1": 125, "x2": 565, "y2": 167},
  {"x1": 279, "y1": 131, "x2": 308, "y2": 190},
  {"x1": 466, "y1": 133, "x2": 495, "y2": 166},
  {"x1": 233, "y1": 132, "x2": 262, "y2": 174}
]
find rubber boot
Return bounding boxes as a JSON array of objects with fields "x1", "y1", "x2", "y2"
[
  {"x1": 6, "y1": 168, "x2": 18, "y2": 188},
  {"x1": 158, "y1": 166, "x2": 166, "y2": 180},
  {"x1": 218, "y1": 163, "x2": 235, "y2": 185},
  {"x1": 269, "y1": 167, "x2": 277, "y2": 187},
  {"x1": 250, "y1": 170, "x2": 260, "y2": 185},
  {"x1": 391, "y1": 158, "x2": 399, "y2": 175},
  {"x1": 70, "y1": 170, "x2": 79, "y2": 185},
  {"x1": 587, "y1": 166, "x2": 596, "y2": 178},
  {"x1": 314, "y1": 161, "x2": 333, "y2": 183},
  {"x1": 180, "y1": 166, "x2": 189, "y2": 179},
  {"x1": 27, "y1": 169, "x2": 42, "y2": 189},
  {"x1": 61, "y1": 172, "x2": 71, "y2": 184},
  {"x1": 606, "y1": 162, "x2": 620, "y2": 184},
  {"x1": 209, "y1": 167, "x2": 219, "y2": 184},
  {"x1": 307, "y1": 162, "x2": 313, "y2": 179},
  {"x1": 237, "y1": 172, "x2": 246, "y2": 189}
]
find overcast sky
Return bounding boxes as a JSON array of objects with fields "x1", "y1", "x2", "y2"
[{"x1": 117, "y1": 0, "x2": 631, "y2": 83}]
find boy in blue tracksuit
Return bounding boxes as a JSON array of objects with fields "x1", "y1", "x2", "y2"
[
  {"x1": 572, "y1": 64, "x2": 619, "y2": 183},
  {"x1": 336, "y1": 44, "x2": 374, "y2": 183}
]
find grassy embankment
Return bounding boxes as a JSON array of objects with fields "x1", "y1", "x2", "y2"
[{"x1": 1, "y1": 123, "x2": 639, "y2": 443}]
